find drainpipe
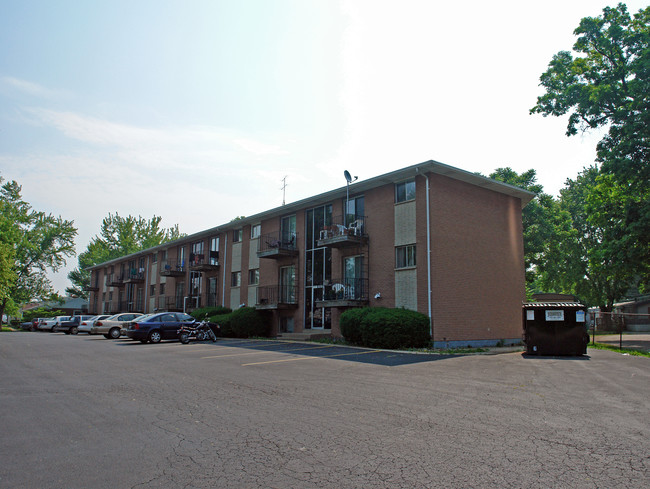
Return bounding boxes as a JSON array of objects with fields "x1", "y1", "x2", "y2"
[
  {"x1": 426, "y1": 173, "x2": 433, "y2": 341},
  {"x1": 221, "y1": 233, "x2": 228, "y2": 307}
]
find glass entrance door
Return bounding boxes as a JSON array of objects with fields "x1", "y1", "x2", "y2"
[{"x1": 304, "y1": 205, "x2": 332, "y2": 329}]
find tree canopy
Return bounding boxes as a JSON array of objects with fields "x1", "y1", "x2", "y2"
[
  {"x1": 67, "y1": 213, "x2": 184, "y2": 297},
  {"x1": 0, "y1": 176, "x2": 77, "y2": 320},
  {"x1": 531, "y1": 2, "x2": 650, "y2": 295}
]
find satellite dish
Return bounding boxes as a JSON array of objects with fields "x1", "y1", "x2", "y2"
[{"x1": 344, "y1": 170, "x2": 352, "y2": 183}]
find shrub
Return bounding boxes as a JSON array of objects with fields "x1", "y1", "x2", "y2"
[
  {"x1": 209, "y1": 307, "x2": 268, "y2": 338},
  {"x1": 340, "y1": 308, "x2": 373, "y2": 345},
  {"x1": 191, "y1": 306, "x2": 231, "y2": 320},
  {"x1": 341, "y1": 307, "x2": 430, "y2": 349},
  {"x1": 361, "y1": 308, "x2": 431, "y2": 349}
]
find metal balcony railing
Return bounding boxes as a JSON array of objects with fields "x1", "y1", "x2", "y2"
[
  {"x1": 256, "y1": 285, "x2": 299, "y2": 308},
  {"x1": 321, "y1": 278, "x2": 369, "y2": 303},
  {"x1": 257, "y1": 232, "x2": 299, "y2": 258},
  {"x1": 160, "y1": 259, "x2": 186, "y2": 276}
]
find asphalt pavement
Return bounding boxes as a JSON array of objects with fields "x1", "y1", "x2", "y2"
[{"x1": 1, "y1": 332, "x2": 649, "y2": 488}]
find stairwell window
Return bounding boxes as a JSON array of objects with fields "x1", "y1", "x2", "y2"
[
  {"x1": 251, "y1": 224, "x2": 261, "y2": 239},
  {"x1": 395, "y1": 179, "x2": 416, "y2": 203},
  {"x1": 233, "y1": 229, "x2": 242, "y2": 243},
  {"x1": 396, "y1": 245, "x2": 416, "y2": 269}
]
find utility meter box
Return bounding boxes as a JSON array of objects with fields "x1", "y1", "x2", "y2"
[{"x1": 522, "y1": 303, "x2": 589, "y2": 356}]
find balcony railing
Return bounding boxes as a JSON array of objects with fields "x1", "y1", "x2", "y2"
[
  {"x1": 316, "y1": 278, "x2": 369, "y2": 307},
  {"x1": 107, "y1": 275, "x2": 125, "y2": 287},
  {"x1": 256, "y1": 285, "x2": 299, "y2": 310},
  {"x1": 188, "y1": 253, "x2": 220, "y2": 272},
  {"x1": 160, "y1": 259, "x2": 186, "y2": 277},
  {"x1": 317, "y1": 215, "x2": 367, "y2": 248},
  {"x1": 257, "y1": 232, "x2": 299, "y2": 259},
  {"x1": 125, "y1": 269, "x2": 145, "y2": 283}
]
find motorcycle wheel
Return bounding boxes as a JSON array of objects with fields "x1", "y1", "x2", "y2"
[
  {"x1": 196, "y1": 331, "x2": 207, "y2": 341},
  {"x1": 179, "y1": 332, "x2": 190, "y2": 344}
]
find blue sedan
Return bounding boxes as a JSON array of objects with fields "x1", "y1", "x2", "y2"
[{"x1": 125, "y1": 312, "x2": 195, "y2": 343}]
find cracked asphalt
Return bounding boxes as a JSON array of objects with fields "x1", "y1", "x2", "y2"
[{"x1": 1, "y1": 333, "x2": 649, "y2": 488}]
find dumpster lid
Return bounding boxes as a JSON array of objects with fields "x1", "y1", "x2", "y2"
[{"x1": 523, "y1": 302, "x2": 585, "y2": 308}]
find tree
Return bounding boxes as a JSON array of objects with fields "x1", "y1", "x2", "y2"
[
  {"x1": 66, "y1": 213, "x2": 184, "y2": 297},
  {"x1": 531, "y1": 2, "x2": 650, "y2": 291},
  {"x1": 0, "y1": 176, "x2": 77, "y2": 321},
  {"x1": 536, "y1": 166, "x2": 634, "y2": 311}
]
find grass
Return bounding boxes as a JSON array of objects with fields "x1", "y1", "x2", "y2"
[{"x1": 589, "y1": 342, "x2": 650, "y2": 358}]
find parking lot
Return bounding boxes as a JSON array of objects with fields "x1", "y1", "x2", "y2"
[{"x1": 1, "y1": 332, "x2": 649, "y2": 488}]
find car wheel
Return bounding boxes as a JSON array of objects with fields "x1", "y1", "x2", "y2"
[
  {"x1": 109, "y1": 328, "x2": 120, "y2": 339},
  {"x1": 148, "y1": 330, "x2": 162, "y2": 344},
  {"x1": 71, "y1": 327, "x2": 78, "y2": 335}
]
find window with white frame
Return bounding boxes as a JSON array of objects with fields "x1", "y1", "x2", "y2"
[
  {"x1": 395, "y1": 245, "x2": 416, "y2": 268},
  {"x1": 395, "y1": 179, "x2": 416, "y2": 203},
  {"x1": 251, "y1": 224, "x2": 261, "y2": 239},
  {"x1": 248, "y1": 269, "x2": 259, "y2": 285},
  {"x1": 231, "y1": 271, "x2": 241, "y2": 287}
]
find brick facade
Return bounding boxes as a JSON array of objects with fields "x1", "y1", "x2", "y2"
[{"x1": 86, "y1": 161, "x2": 534, "y2": 346}]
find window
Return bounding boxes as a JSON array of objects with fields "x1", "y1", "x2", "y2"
[
  {"x1": 150, "y1": 285, "x2": 156, "y2": 296},
  {"x1": 231, "y1": 271, "x2": 241, "y2": 287},
  {"x1": 251, "y1": 224, "x2": 261, "y2": 239},
  {"x1": 159, "y1": 283, "x2": 165, "y2": 295},
  {"x1": 209, "y1": 237, "x2": 219, "y2": 265},
  {"x1": 395, "y1": 179, "x2": 416, "y2": 203},
  {"x1": 152, "y1": 252, "x2": 157, "y2": 263},
  {"x1": 233, "y1": 229, "x2": 242, "y2": 242},
  {"x1": 248, "y1": 269, "x2": 259, "y2": 285},
  {"x1": 396, "y1": 245, "x2": 416, "y2": 268}
]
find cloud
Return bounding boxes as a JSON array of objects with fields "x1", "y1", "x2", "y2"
[{"x1": 1, "y1": 76, "x2": 66, "y2": 99}]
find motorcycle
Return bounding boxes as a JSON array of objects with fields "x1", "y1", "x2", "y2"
[{"x1": 178, "y1": 320, "x2": 219, "y2": 344}]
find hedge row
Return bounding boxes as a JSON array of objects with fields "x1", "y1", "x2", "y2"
[
  {"x1": 205, "y1": 307, "x2": 269, "y2": 338},
  {"x1": 340, "y1": 307, "x2": 431, "y2": 349}
]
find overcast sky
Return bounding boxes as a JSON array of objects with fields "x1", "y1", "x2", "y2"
[{"x1": 2, "y1": 0, "x2": 646, "y2": 294}]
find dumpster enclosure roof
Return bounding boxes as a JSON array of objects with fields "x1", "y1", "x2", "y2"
[{"x1": 523, "y1": 303, "x2": 586, "y2": 308}]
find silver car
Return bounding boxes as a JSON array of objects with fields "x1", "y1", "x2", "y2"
[
  {"x1": 90, "y1": 313, "x2": 143, "y2": 339},
  {"x1": 78, "y1": 315, "x2": 111, "y2": 334}
]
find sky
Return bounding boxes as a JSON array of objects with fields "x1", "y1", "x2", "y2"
[{"x1": 1, "y1": 0, "x2": 647, "y2": 294}]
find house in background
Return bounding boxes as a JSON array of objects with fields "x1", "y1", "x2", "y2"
[
  {"x1": 22, "y1": 297, "x2": 89, "y2": 316},
  {"x1": 613, "y1": 296, "x2": 650, "y2": 332},
  {"x1": 86, "y1": 160, "x2": 535, "y2": 347}
]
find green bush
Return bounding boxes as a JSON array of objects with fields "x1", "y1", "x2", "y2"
[
  {"x1": 340, "y1": 308, "x2": 373, "y2": 345},
  {"x1": 341, "y1": 307, "x2": 431, "y2": 349},
  {"x1": 191, "y1": 306, "x2": 232, "y2": 320},
  {"x1": 209, "y1": 307, "x2": 268, "y2": 338},
  {"x1": 22, "y1": 308, "x2": 64, "y2": 322}
]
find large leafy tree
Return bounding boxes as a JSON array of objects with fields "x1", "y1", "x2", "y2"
[
  {"x1": 0, "y1": 176, "x2": 77, "y2": 321},
  {"x1": 536, "y1": 166, "x2": 634, "y2": 310},
  {"x1": 67, "y1": 213, "x2": 184, "y2": 297},
  {"x1": 531, "y1": 2, "x2": 650, "y2": 291}
]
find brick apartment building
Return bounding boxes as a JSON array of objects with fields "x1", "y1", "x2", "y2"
[{"x1": 86, "y1": 160, "x2": 535, "y2": 347}]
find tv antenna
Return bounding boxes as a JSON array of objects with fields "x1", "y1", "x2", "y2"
[{"x1": 280, "y1": 176, "x2": 288, "y2": 205}]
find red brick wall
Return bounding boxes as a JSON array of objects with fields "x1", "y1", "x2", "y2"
[{"x1": 429, "y1": 173, "x2": 525, "y2": 342}]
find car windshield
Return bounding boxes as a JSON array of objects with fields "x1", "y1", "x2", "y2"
[{"x1": 132, "y1": 314, "x2": 154, "y2": 322}]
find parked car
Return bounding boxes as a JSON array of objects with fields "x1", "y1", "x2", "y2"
[
  {"x1": 38, "y1": 316, "x2": 71, "y2": 332},
  {"x1": 78, "y1": 315, "x2": 111, "y2": 334},
  {"x1": 55, "y1": 315, "x2": 94, "y2": 334},
  {"x1": 21, "y1": 318, "x2": 45, "y2": 331},
  {"x1": 125, "y1": 312, "x2": 195, "y2": 343},
  {"x1": 90, "y1": 313, "x2": 143, "y2": 339}
]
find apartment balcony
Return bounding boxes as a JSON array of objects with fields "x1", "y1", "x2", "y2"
[
  {"x1": 316, "y1": 215, "x2": 367, "y2": 248},
  {"x1": 160, "y1": 260, "x2": 186, "y2": 277},
  {"x1": 188, "y1": 253, "x2": 220, "y2": 272},
  {"x1": 257, "y1": 233, "x2": 299, "y2": 259},
  {"x1": 315, "y1": 278, "x2": 369, "y2": 308},
  {"x1": 124, "y1": 270, "x2": 145, "y2": 283},
  {"x1": 83, "y1": 284, "x2": 100, "y2": 292},
  {"x1": 107, "y1": 275, "x2": 125, "y2": 288},
  {"x1": 256, "y1": 285, "x2": 299, "y2": 310},
  {"x1": 161, "y1": 296, "x2": 185, "y2": 312}
]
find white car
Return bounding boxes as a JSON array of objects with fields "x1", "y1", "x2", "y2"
[
  {"x1": 78, "y1": 315, "x2": 111, "y2": 334},
  {"x1": 38, "y1": 316, "x2": 71, "y2": 332},
  {"x1": 90, "y1": 312, "x2": 144, "y2": 339}
]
